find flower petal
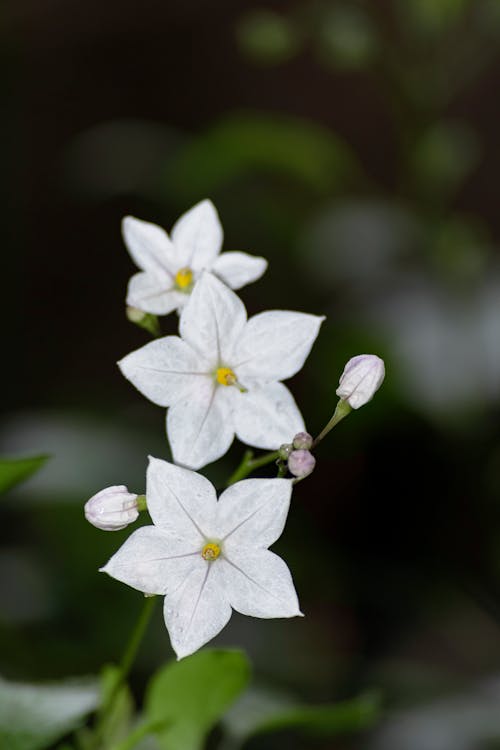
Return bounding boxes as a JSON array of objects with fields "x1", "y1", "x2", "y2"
[
  {"x1": 146, "y1": 457, "x2": 217, "y2": 542},
  {"x1": 164, "y1": 561, "x2": 232, "y2": 659},
  {"x1": 122, "y1": 216, "x2": 177, "y2": 275},
  {"x1": 233, "y1": 382, "x2": 304, "y2": 450},
  {"x1": 118, "y1": 336, "x2": 212, "y2": 407},
  {"x1": 127, "y1": 272, "x2": 184, "y2": 315},
  {"x1": 211, "y1": 252, "x2": 267, "y2": 290},
  {"x1": 216, "y1": 478, "x2": 292, "y2": 549},
  {"x1": 171, "y1": 200, "x2": 223, "y2": 270},
  {"x1": 219, "y1": 549, "x2": 301, "y2": 619},
  {"x1": 167, "y1": 383, "x2": 235, "y2": 470},
  {"x1": 179, "y1": 273, "x2": 247, "y2": 366},
  {"x1": 99, "y1": 526, "x2": 200, "y2": 595},
  {"x1": 235, "y1": 311, "x2": 325, "y2": 382}
]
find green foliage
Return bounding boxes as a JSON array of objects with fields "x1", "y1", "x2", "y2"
[
  {"x1": 0, "y1": 454, "x2": 49, "y2": 495},
  {"x1": 236, "y1": 9, "x2": 302, "y2": 65},
  {"x1": 315, "y1": 5, "x2": 378, "y2": 70},
  {"x1": 0, "y1": 676, "x2": 99, "y2": 750},
  {"x1": 145, "y1": 649, "x2": 251, "y2": 750},
  {"x1": 223, "y1": 687, "x2": 381, "y2": 746},
  {"x1": 166, "y1": 113, "x2": 358, "y2": 200},
  {"x1": 97, "y1": 665, "x2": 134, "y2": 748}
]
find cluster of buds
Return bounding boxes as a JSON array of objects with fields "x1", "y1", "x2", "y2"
[{"x1": 279, "y1": 431, "x2": 316, "y2": 479}]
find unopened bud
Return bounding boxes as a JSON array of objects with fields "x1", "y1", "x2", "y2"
[
  {"x1": 126, "y1": 306, "x2": 160, "y2": 337},
  {"x1": 278, "y1": 443, "x2": 293, "y2": 460},
  {"x1": 288, "y1": 449, "x2": 316, "y2": 479},
  {"x1": 336, "y1": 354, "x2": 385, "y2": 409},
  {"x1": 84, "y1": 485, "x2": 140, "y2": 531},
  {"x1": 292, "y1": 431, "x2": 313, "y2": 450}
]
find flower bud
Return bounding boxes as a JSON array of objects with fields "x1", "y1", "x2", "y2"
[
  {"x1": 287, "y1": 449, "x2": 316, "y2": 479},
  {"x1": 278, "y1": 443, "x2": 293, "y2": 460},
  {"x1": 336, "y1": 354, "x2": 385, "y2": 409},
  {"x1": 292, "y1": 431, "x2": 313, "y2": 450},
  {"x1": 84, "y1": 485, "x2": 139, "y2": 531}
]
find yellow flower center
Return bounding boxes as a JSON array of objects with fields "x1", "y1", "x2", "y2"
[
  {"x1": 175, "y1": 267, "x2": 193, "y2": 290},
  {"x1": 216, "y1": 367, "x2": 237, "y2": 386},
  {"x1": 201, "y1": 542, "x2": 221, "y2": 561}
]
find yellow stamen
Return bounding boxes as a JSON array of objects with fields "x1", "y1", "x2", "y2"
[
  {"x1": 201, "y1": 542, "x2": 221, "y2": 561},
  {"x1": 216, "y1": 367, "x2": 237, "y2": 386},
  {"x1": 175, "y1": 267, "x2": 193, "y2": 290}
]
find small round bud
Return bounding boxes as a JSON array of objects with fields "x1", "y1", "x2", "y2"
[
  {"x1": 292, "y1": 431, "x2": 313, "y2": 450},
  {"x1": 278, "y1": 443, "x2": 293, "y2": 460},
  {"x1": 126, "y1": 306, "x2": 146, "y2": 323},
  {"x1": 84, "y1": 485, "x2": 139, "y2": 531},
  {"x1": 287, "y1": 449, "x2": 316, "y2": 479},
  {"x1": 336, "y1": 354, "x2": 385, "y2": 409}
]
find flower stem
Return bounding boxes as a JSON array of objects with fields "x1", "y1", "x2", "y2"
[
  {"x1": 312, "y1": 399, "x2": 352, "y2": 448},
  {"x1": 92, "y1": 595, "x2": 157, "y2": 748},
  {"x1": 226, "y1": 449, "x2": 280, "y2": 485}
]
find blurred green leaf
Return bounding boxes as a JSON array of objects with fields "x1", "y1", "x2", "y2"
[
  {"x1": 236, "y1": 9, "x2": 302, "y2": 65},
  {"x1": 0, "y1": 454, "x2": 49, "y2": 495},
  {"x1": 223, "y1": 687, "x2": 381, "y2": 746},
  {"x1": 0, "y1": 676, "x2": 99, "y2": 750},
  {"x1": 145, "y1": 649, "x2": 250, "y2": 750},
  {"x1": 97, "y1": 665, "x2": 134, "y2": 748},
  {"x1": 166, "y1": 113, "x2": 359, "y2": 199},
  {"x1": 403, "y1": 0, "x2": 469, "y2": 33},
  {"x1": 315, "y1": 5, "x2": 378, "y2": 70}
]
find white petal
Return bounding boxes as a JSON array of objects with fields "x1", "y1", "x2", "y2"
[
  {"x1": 219, "y1": 549, "x2": 301, "y2": 619},
  {"x1": 216, "y1": 478, "x2": 292, "y2": 549},
  {"x1": 211, "y1": 252, "x2": 267, "y2": 290},
  {"x1": 164, "y1": 561, "x2": 232, "y2": 659},
  {"x1": 235, "y1": 311, "x2": 325, "y2": 382},
  {"x1": 127, "y1": 272, "x2": 184, "y2": 315},
  {"x1": 122, "y1": 216, "x2": 177, "y2": 275},
  {"x1": 167, "y1": 383, "x2": 235, "y2": 470},
  {"x1": 233, "y1": 382, "x2": 304, "y2": 450},
  {"x1": 99, "y1": 526, "x2": 200, "y2": 595},
  {"x1": 171, "y1": 200, "x2": 223, "y2": 270},
  {"x1": 146, "y1": 457, "x2": 217, "y2": 542},
  {"x1": 118, "y1": 336, "x2": 212, "y2": 407},
  {"x1": 179, "y1": 273, "x2": 247, "y2": 366}
]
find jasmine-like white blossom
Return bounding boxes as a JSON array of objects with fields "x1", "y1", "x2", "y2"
[
  {"x1": 336, "y1": 354, "x2": 385, "y2": 409},
  {"x1": 100, "y1": 458, "x2": 301, "y2": 659},
  {"x1": 118, "y1": 273, "x2": 324, "y2": 469},
  {"x1": 84, "y1": 486, "x2": 139, "y2": 531},
  {"x1": 123, "y1": 200, "x2": 267, "y2": 315}
]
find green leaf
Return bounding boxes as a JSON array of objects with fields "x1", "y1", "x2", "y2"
[
  {"x1": 0, "y1": 455, "x2": 50, "y2": 495},
  {"x1": 223, "y1": 687, "x2": 381, "y2": 746},
  {"x1": 97, "y1": 665, "x2": 134, "y2": 747},
  {"x1": 0, "y1": 676, "x2": 99, "y2": 750},
  {"x1": 145, "y1": 649, "x2": 250, "y2": 750},
  {"x1": 166, "y1": 113, "x2": 359, "y2": 199}
]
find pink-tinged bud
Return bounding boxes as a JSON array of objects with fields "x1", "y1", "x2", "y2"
[
  {"x1": 293, "y1": 431, "x2": 313, "y2": 450},
  {"x1": 84, "y1": 485, "x2": 139, "y2": 531},
  {"x1": 336, "y1": 354, "x2": 385, "y2": 409},
  {"x1": 288, "y1": 449, "x2": 316, "y2": 479}
]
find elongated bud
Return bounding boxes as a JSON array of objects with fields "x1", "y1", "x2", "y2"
[
  {"x1": 84, "y1": 485, "x2": 140, "y2": 531},
  {"x1": 288, "y1": 449, "x2": 316, "y2": 479},
  {"x1": 293, "y1": 431, "x2": 313, "y2": 450},
  {"x1": 336, "y1": 354, "x2": 385, "y2": 409},
  {"x1": 126, "y1": 306, "x2": 160, "y2": 337}
]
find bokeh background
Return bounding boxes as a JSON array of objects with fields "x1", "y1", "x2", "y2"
[{"x1": 3, "y1": 0, "x2": 500, "y2": 747}]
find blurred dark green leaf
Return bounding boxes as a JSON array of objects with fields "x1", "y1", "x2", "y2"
[
  {"x1": 0, "y1": 454, "x2": 49, "y2": 495},
  {"x1": 315, "y1": 5, "x2": 378, "y2": 70},
  {"x1": 223, "y1": 687, "x2": 381, "y2": 746},
  {"x1": 145, "y1": 649, "x2": 250, "y2": 750},
  {"x1": 403, "y1": 0, "x2": 469, "y2": 34},
  {"x1": 236, "y1": 9, "x2": 302, "y2": 65},
  {"x1": 166, "y1": 113, "x2": 359, "y2": 200},
  {"x1": 0, "y1": 676, "x2": 99, "y2": 750},
  {"x1": 97, "y1": 665, "x2": 134, "y2": 748}
]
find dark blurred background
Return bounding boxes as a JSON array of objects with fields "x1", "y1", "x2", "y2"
[{"x1": 3, "y1": 0, "x2": 500, "y2": 747}]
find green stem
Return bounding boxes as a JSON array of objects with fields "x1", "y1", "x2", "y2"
[
  {"x1": 312, "y1": 399, "x2": 352, "y2": 448},
  {"x1": 92, "y1": 596, "x2": 157, "y2": 749},
  {"x1": 226, "y1": 449, "x2": 280, "y2": 485}
]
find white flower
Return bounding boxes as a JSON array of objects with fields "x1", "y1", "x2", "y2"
[
  {"x1": 84, "y1": 486, "x2": 139, "y2": 531},
  {"x1": 100, "y1": 458, "x2": 301, "y2": 659},
  {"x1": 118, "y1": 273, "x2": 324, "y2": 469},
  {"x1": 336, "y1": 354, "x2": 385, "y2": 409},
  {"x1": 123, "y1": 200, "x2": 267, "y2": 315}
]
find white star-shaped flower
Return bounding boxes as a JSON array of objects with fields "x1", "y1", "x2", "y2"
[
  {"x1": 123, "y1": 199, "x2": 267, "y2": 315},
  {"x1": 100, "y1": 458, "x2": 301, "y2": 659},
  {"x1": 118, "y1": 273, "x2": 324, "y2": 469}
]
